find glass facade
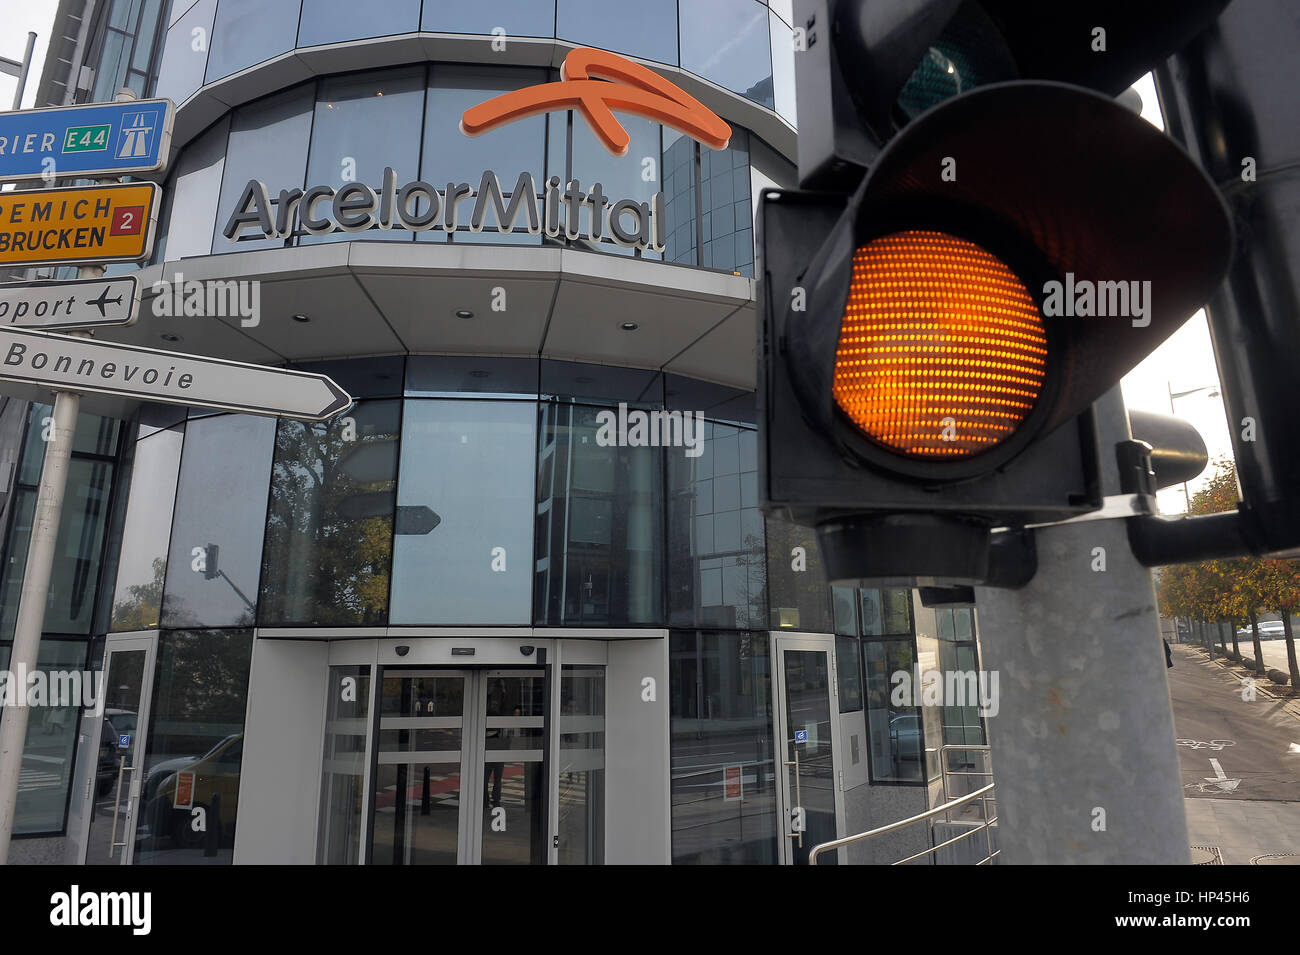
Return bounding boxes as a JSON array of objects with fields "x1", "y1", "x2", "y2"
[{"x1": 152, "y1": 63, "x2": 792, "y2": 273}]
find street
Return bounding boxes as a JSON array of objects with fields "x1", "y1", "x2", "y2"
[{"x1": 1168, "y1": 644, "x2": 1300, "y2": 801}]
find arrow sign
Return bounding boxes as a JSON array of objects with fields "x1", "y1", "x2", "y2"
[
  {"x1": 1204, "y1": 758, "x2": 1242, "y2": 793},
  {"x1": 395, "y1": 506, "x2": 440, "y2": 536},
  {"x1": 0, "y1": 277, "x2": 139, "y2": 329},
  {"x1": 0, "y1": 326, "x2": 352, "y2": 421},
  {"x1": 0, "y1": 98, "x2": 173, "y2": 182}
]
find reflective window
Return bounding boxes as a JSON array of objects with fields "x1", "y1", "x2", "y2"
[
  {"x1": 832, "y1": 586, "x2": 857, "y2": 636},
  {"x1": 205, "y1": 0, "x2": 301, "y2": 83},
  {"x1": 260, "y1": 401, "x2": 400, "y2": 626},
  {"x1": 768, "y1": 7, "x2": 797, "y2": 124},
  {"x1": 569, "y1": 109, "x2": 662, "y2": 259},
  {"x1": 302, "y1": 67, "x2": 426, "y2": 246},
  {"x1": 535, "y1": 404, "x2": 664, "y2": 627},
  {"x1": 161, "y1": 115, "x2": 228, "y2": 260},
  {"x1": 162, "y1": 415, "x2": 275, "y2": 629},
  {"x1": 669, "y1": 630, "x2": 776, "y2": 863},
  {"x1": 765, "y1": 518, "x2": 832, "y2": 633},
  {"x1": 135, "y1": 628, "x2": 254, "y2": 864},
  {"x1": 421, "y1": 66, "x2": 548, "y2": 244},
  {"x1": 156, "y1": 0, "x2": 215, "y2": 103},
  {"x1": 557, "y1": 0, "x2": 678, "y2": 64},
  {"x1": 111, "y1": 424, "x2": 185, "y2": 631},
  {"x1": 214, "y1": 84, "x2": 314, "y2": 253},
  {"x1": 668, "y1": 423, "x2": 764, "y2": 629},
  {"x1": 665, "y1": 376, "x2": 756, "y2": 426},
  {"x1": 299, "y1": 0, "x2": 420, "y2": 47},
  {"x1": 422, "y1": 0, "x2": 557, "y2": 37},
  {"x1": 557, "y1": 666, "x2": 604, "y2": 865},
  {"x1": 679, "y1": 0, "x2": 774, "y2": 107},
  {"x1": 662, "y1": 129, "x2": 697, "y2": 265},
  {"x1": 0, "y1": 406, "x2": 120, "y2": 641},
  {"x1": 318, "y1": 665, "x2": 372, "y2": 864},
  {"x1": 700, "y1": 129, "x2": 753, "y2": 276},
  {"x1": 835, "y1": 635, "x2": 863, "y2": 712},
  {"x1": 863, "y1": 638, "x2": 924, "y2": 783},
  {"x1": 541, "y1": 360, "x2": 662, "y2": 406},
  {"x1": 407, "y1": 356, "x2": 538, "y2": 398},
  {"x1": 861, "y1": 587, "x2": 912, "y2": 636},
  {"x1": 389, "y1": 401, "x2": 536, "y2": 625},
  {"x1": 8, "y1": 638, "x2": 88, "y2": 834}
]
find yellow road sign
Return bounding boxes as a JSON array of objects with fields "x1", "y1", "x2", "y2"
[{"x1": 0, "y1": 181, "x2": 160, "y2": 267}]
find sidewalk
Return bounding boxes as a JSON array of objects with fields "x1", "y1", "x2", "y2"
[{"x1": 1184, "y1": 797, "x2": 1300, "y2": 864}]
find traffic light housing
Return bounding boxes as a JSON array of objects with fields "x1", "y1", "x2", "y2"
[{"x1": 761, "y1": 0, "x2": 1234, "y2": 586}]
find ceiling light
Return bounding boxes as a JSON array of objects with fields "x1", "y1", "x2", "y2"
[
  {"x1": 160, "y1": 334, "x2": 181, "y2": 343},
  {"x1": 620, "y1": 321, "x2": 639, "y2": 331},
  {"x1": 455, "y1": 309, "x2": 474, "y2": 319},
  {"x1": 292, "y1": 313, "x2": 311, "y2": 323}
]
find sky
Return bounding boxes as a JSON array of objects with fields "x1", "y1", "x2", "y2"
[{"x1": 0, "y1": 13, "x2": 1236, "y2": 515}]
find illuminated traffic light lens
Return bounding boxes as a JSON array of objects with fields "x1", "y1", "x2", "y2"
[{"x1": 833, "y1": 231, "x2": 1047, "y2": 459}]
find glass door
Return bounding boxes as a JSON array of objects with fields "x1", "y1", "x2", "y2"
[
  {"x1": 773, "y1": 635, "x2": 845, "y2": 865},
  {"x1": 82, "y1": 633, "x2": 158, "y2": 865},
  {"x1": 369, "y1": 667, "x2": 548, "y2": 864}
]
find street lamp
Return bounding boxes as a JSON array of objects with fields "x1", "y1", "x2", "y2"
[{"x1": 1167, "y1": 382, "x2": 1221, "y2": 512}]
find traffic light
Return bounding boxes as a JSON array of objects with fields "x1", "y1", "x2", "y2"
[{"x1": 760, "y1": 1, "x2": 1234, "y2": 586}]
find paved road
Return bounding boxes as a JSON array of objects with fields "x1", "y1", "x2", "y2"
[{"x1": 1167, "y1": 644, "x2": 1300, "y2": 801}]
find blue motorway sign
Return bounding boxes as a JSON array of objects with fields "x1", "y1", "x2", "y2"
[{"x1": 0, "y1": 99, "x2": 173, "y2": 183}]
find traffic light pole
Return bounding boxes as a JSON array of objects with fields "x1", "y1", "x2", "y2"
[{"x1": 974, "y1": 389, "x2": 1190, "y2": 864}]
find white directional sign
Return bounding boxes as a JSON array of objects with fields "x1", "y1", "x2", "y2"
[
  {"x1": 0, "y1": 277, "x2": 139, "y2": 329},
  {"x1": 0, "y1": 326, "x2": 352, "y2": 420}
]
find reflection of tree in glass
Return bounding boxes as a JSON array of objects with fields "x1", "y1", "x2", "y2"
[
  {"x1": 112, "y1": 557, "x2": 169, "y2": 631},
  {"x1": 260, "y1": 403, "x2": 398, "y2": 626}
]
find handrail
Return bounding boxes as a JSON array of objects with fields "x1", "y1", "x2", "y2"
[{"x1": 807, "y1": 782, "x2": 995, "y2": 864}]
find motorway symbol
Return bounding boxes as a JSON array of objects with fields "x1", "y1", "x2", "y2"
[
  {"x1": 0, "y1": 181, "x2": 160, "y2": 267},
  {"x1": 0, "y1": 276, "x2": 139, "y2": 329},
  {"x1": 0, "y1": 98, "x2": 173, "y2": 182},
  {"x1": 0, "y1": 325, "x2": 352, "y2": 421}
]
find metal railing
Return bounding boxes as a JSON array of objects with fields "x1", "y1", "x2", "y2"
[{"x1": 807, "y1": 744, "x2": 997, "y2": 865}]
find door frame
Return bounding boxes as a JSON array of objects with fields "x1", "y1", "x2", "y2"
[
  {"x1": 770, "y1": 632, "x2": 846, "y2": 865},
  {"x1": 76, "y1": 630, "x2": 159, "y2": 865}
]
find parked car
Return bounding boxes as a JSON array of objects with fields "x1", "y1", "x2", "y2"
[
  {"x1": 1237, "y1": 621, "x2": 1286, "y2": 640},
  {"x1": 140, "y1": 734, "x2": 243, "y2": 849}
]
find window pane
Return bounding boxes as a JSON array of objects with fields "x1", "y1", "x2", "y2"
[
  {"x1": 389, "y1": 401, "x2": 536, "y2": 624},
  {"x1": 0, "y1": 457, "x2": 114, "y2": 638},
  {"x1": 534, "y1": 404, "x2": 664, "y2": 627},
  {"x1": 557, "y1": 0, "x2": 677, "y2": 64},
  {"x1": 421, "y1": 66, "x2": 547, "y2": 244},
  {"x1": 765, "y1": 517, "x2": 832, "y2": 633},
  {"x1": 669, "y1": 630, "x2": 776, "y2": 863},
  {"x1": 11, "y1": 638, "x2": 88, "y2": 834},
  {"x1": 93, "y1": 30, "x2": 132, "y2": 103},
  {"x1": 214, "y1": 84, "x2": 314, "y2": 253},
  {"x1": 162, "y1": 115, "x2": 228, "y2": 260},
  {"x1": 136, "y1": 629, "x2": 254, "y2": 864},
  {"x1": 421, "y1": 0, "x2": 556, "y2": 36},
  {"x1": 768, "y1": 8, "x2": 797, "y2": 124},
  {"x1": 569, "y1": 108, "x2": 661, "y2": 259},
  {"x1": 863, "y1": 639, "x2": 923, "y2": 783},
  {"x1": 299, "y1": 0, "x2": 420, "y2": 47},
  {"x1": 162, "y1": 415, "x2": 275, "y2": 629},
  {"x1": 407, "y1": 356, "x2": 539, "y2": 398},
  {"x1": 832, "y1": 586, "x2": 857, "y2": 636},
  {"x1": 318, "y1": 665, "x2": 371, "y2": 864},
  {"x1": 883, "y1": 588, "x2": 912, "y2": 635},
  {"x1": 260, "y1": 400, "x2": 400, "y2": 626},
  {"x1": 302, "y1": 67, "x2": 425, "y2": 246},
  {"x1": 835, "y1": 635, "x2": 862, "y2": 712},
  {"x1": 668, "y1": 423, "x2": 764, "y2": 629},
  {"x1": 680, "y1": 0, "x2": 774, "y2": 107},
  {"x1": 699, "y1": 129, "x2": 753, "y2": 276},
  {"x1": 205, "y1": 0, "x2": 301, "y2": 83},
  {"x1": 662, "y1": 130, "x2": 697, "y2": 265},
  {"x1": 155, "y1": 0, "x2": 215, "y2": 103},
  {"x1": 111, "y1": 426, "x2": 184, "y2": 631},
  {"x1": 558, "y1": 666, "x2": 604, "y2": 865}
]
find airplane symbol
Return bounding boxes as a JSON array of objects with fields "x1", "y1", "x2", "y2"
[{"x1": 86, "y1": 286, "x2": 123, "y2": 317}]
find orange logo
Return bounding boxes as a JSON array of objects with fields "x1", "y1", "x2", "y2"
[{"x1": 461, "y1": 47, "x2": 732, "y2": 157}]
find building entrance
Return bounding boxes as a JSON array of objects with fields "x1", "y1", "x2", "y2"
[{"x1": 368, "y1": 668, "x2": 548, "y2": 864}]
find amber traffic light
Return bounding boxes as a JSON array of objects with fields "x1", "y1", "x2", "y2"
[
  {"x1": 760, "y1": 0, "x2": 1235, "y2": 586},
  {"x1": 832, "y1": 230, "x2": 1047, "y2": 460}
]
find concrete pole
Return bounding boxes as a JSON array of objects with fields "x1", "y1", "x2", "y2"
[{"x1": 974, "y1": 387, "x2": 1190, "y2": 864}]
